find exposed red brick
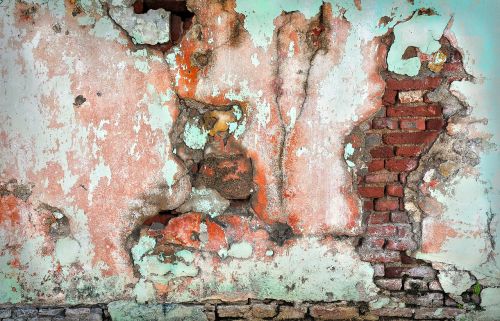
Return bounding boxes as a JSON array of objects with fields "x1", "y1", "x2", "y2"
[
  {"x1": 387, "y1": 105, "x2": 441, "y2": 117},
  {"x1": 358, "y1": 186, "x2": 385, "y2": 198},
  {"x1": 365, "y1": 172, "x2": 399, "y2": 183},
  {"x1": 382, "y1": 89, "x2": 397, "y2": 105},
  {"x1": 368, "y1": 160, "x2": 385, "y2": 172},
  {"x1": 368, "y1": 212, "x2": 390, "y2": 224},
  {"x1": 372, "y1": 308, "x2": 413, "y2": 318},
  {"x1": 359, "y1": 250, "x2": 400, "y2": 263},
  {"x1": 414, "y1": 307, "x2": 463, "y2": 319},
  {"x1": 426, "y1": 118, "x2": 445, "y2": 130},
  {"x1": 363, "y1": 237, "x2": 385, "y2": 249},
  {"x1": 386, "y1": 238, "x2": 417, "y2": 251},
  {"x1": 217, "y1": 305, "x2": 250, "y2": 318},
  {"x1": 367, "y1": 224, "x2": 397, "y2": 237},
  {"x1": 401, "y1": 252, "x2": 420, "y2": 264},
  {"x1": 405, "y1": 278, "x2": 428, "y2": 291},
  {"x1": 400, "y1": 118, "x2": 426, "y2": 130},
  {"x1": 396, "y1": 145, "x2": 424, "y2": 157},
  {"x1": 386, "y1": 77, "x2": 441, "y2": 90},
  {"x1": 251, "y1": 304, "x2": 277, "y2": 318},
  {"x1": 162, "y1": 212, "x2": 201, "y2": 248},
  {"x1": 391, "y1": 211, "x2": 409, "y2": 223},
  {"x1": 310, "y1": 305, "x2": 359, "y2": 320},
  {"x1": 374, "y1": 199, "x2": 399, "y2": 211},
  {"x1": 363, "y1": 200, "x2": 373, "y2": 211},
  {"x1": 385, "y1": 158, "x2": 418, "y2": 172},
  {"x1": 384, "y1": 266, "x2": 407, "y2": 278},
  {"x1": 387, "y1": 184, "x2": 404, "y2": 197},
  {"x1": 375, "y1": 278, "x2": 403, "y2": 291},
  {"x1": 442, "y1": 62, "x2": 463, "y2": 72},
  {"x1": 276, "y1": 306, "x2": 307, "y2": 320},
  {"x1": 397, "y1": 224, "x2": 413, "y2": 237},
  {"x1": 383, "y1": 131, "x2": 440, "y2": 145},
  {"x1": 372, "y1": 117, "x2": 399, "y2": 129},
  {"x1": 370, "y1": 146, "x2": 394, "y2": 158}
]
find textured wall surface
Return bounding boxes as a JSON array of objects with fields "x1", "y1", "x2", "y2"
[{"x1": 0, "y1": 0, "x2": 499, "y2": 320}]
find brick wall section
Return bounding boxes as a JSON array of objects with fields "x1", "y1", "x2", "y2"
[
  {"x1": 353, "y1": 73, "x2": 461, "y2": 319},
  {"x1": 358, "y1": 75, "x2": 445, "y2": 263},
  {"x1": 0, "y1": 302, "x2": 464, "y2": 320}
]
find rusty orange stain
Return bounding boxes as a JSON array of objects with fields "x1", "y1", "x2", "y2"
[
  {"x1": 421, "y1": 221, "x2": 459, "y2": 253},
  {"x1": 0, "y1": 195, "x2": 21, "y2": 225}
]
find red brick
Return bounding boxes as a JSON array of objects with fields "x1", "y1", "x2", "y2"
[
  {"x1": 368, "y1": 160, "x2": 385, "y2": 172},
  {"x1": 382, "y1": 89, "x2": 397, "y2": 105},
  {"x1": 383, "y1": 131, "x2": 439, "y2": 145},
  {"x1": 442, "y1": 61, "x2": 463, "y2": 72},
  {"x1": 375, "y1": 278, "x2": 403, "y2": 291},
  {"x1": 386, "y1": 77, "x2": 442, "y2": 90},
  {"x1": 391, "y1": 211, "x2": 409, "y2": 223},
  {"x1": 401, "y1": 252, "x2": 420, "y2": 264},
  {"x1": 370, "y1": 146, "x2": 394, "y2": 158},
  {"x1": 251, "y1": 304, "x2": 277, "y2": 318},
  {"x1": 276, "y1": 306, "x2": 307, "y2": 320},
  {"x1": 363, "y1": 237, "x2": 385, "y2": 249},
  {"x1": 426, "y1": 118, "x2": 445, "y2": 130},
  {"x1": 396, "y1": 145, "x2": 424, "y2": 157},
  {"x1": 402, "y1": 293, "x2": 443, "y2": 307},
  {"x1": 363, "y1": 200, "x2": 373, "y2": 211},
  {"x1": 368, "y1": 212, "x2": 390, "y2": 224},
  {"x1": 387, "y1": 105, "x2": 442, "y2": 117},
  {"x1": 162, "y1": 212, "x2": 202, "y2": 248},
  {"x1": 400, "y1": 118, "x2": 426, "y2": 130},
  {"x1": 365, "y1": 172, "x2": 398, "y2": 183},
  {"x1": 358, "y1": 186, "x2": 385, "y2": 198},
  {"x1": 414, "y1": 307, "x2": 463, "y2": 319},
  {"x1": 405, "y1": 278, "x2": 428, "y2": 291},
  {"x1": 374, "y1": 199, "x2": 399, "y2": 211},
  {"x1": 372, "y1": 117, "x2": 398, "y2": 129},
  {"x1": 385, "y1": 158, "x2": 418, "y2": 172},
  {"x1": 367, "y1": 224, "x2": 397, "y2": 237},
  {"x1": 386, "y1": 238, "x2": 417, "y2": 251},
  {"x1": 384, "y1": 266, "x2": 407, "y2": 278},
  {"x1": 397, "y1": 224, "x2": 413, "y2": 237},
  {"x1": 309, "y1": 305, "x2": 359, "y2": 320},
  {"x1": 387, "y1": 184, "x2": 404, "y2": 197},
  {"x1": 217, "y1": 306, "x2": 250, "y2": 318},
  {"x1": 372, "y1": 308, "x2": 413, "y2": 318},
  {"x1": 359, "y1": 250, "x2": 400, "y2": 263}
]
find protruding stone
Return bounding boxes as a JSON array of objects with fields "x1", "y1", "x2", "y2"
[{"x1": 109, "y1": 7, "x2": 171, "y2": 45}]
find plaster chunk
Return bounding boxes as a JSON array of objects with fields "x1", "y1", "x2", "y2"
[
  {"x1": 176, "y1": 187, "x2": 230, "y2": 218},
  {"x1": 109, "y1": 7, "x2": 171, "y2": 45},
  {"x1": 438, "y1": 270, "x2": 475, "y2": 296}
]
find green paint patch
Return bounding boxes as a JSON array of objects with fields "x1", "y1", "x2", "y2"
[
  {"x1": 183, "y1": 121, "x2": 208, "y2": 150},
  {"x1": 227, "y1": 242, "x2": 253, "y2": 259}
]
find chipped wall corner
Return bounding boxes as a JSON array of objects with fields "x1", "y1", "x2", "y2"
[{"x1": 0, "y1": 0, "x2": 499, "y2": 320}]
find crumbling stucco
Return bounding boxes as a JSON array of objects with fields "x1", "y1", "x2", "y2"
[{"x1": 0, "y1": 0, "x2": 499, "y2": 320}]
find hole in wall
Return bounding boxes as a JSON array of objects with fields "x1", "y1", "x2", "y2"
[{"x1": 132, "y1": 0, "x2": 194, "y2": 48}]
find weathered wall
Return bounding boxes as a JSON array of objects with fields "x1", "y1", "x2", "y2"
[{"x1": 0, "y1": 0, "x2": 499, "y2": 320}]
